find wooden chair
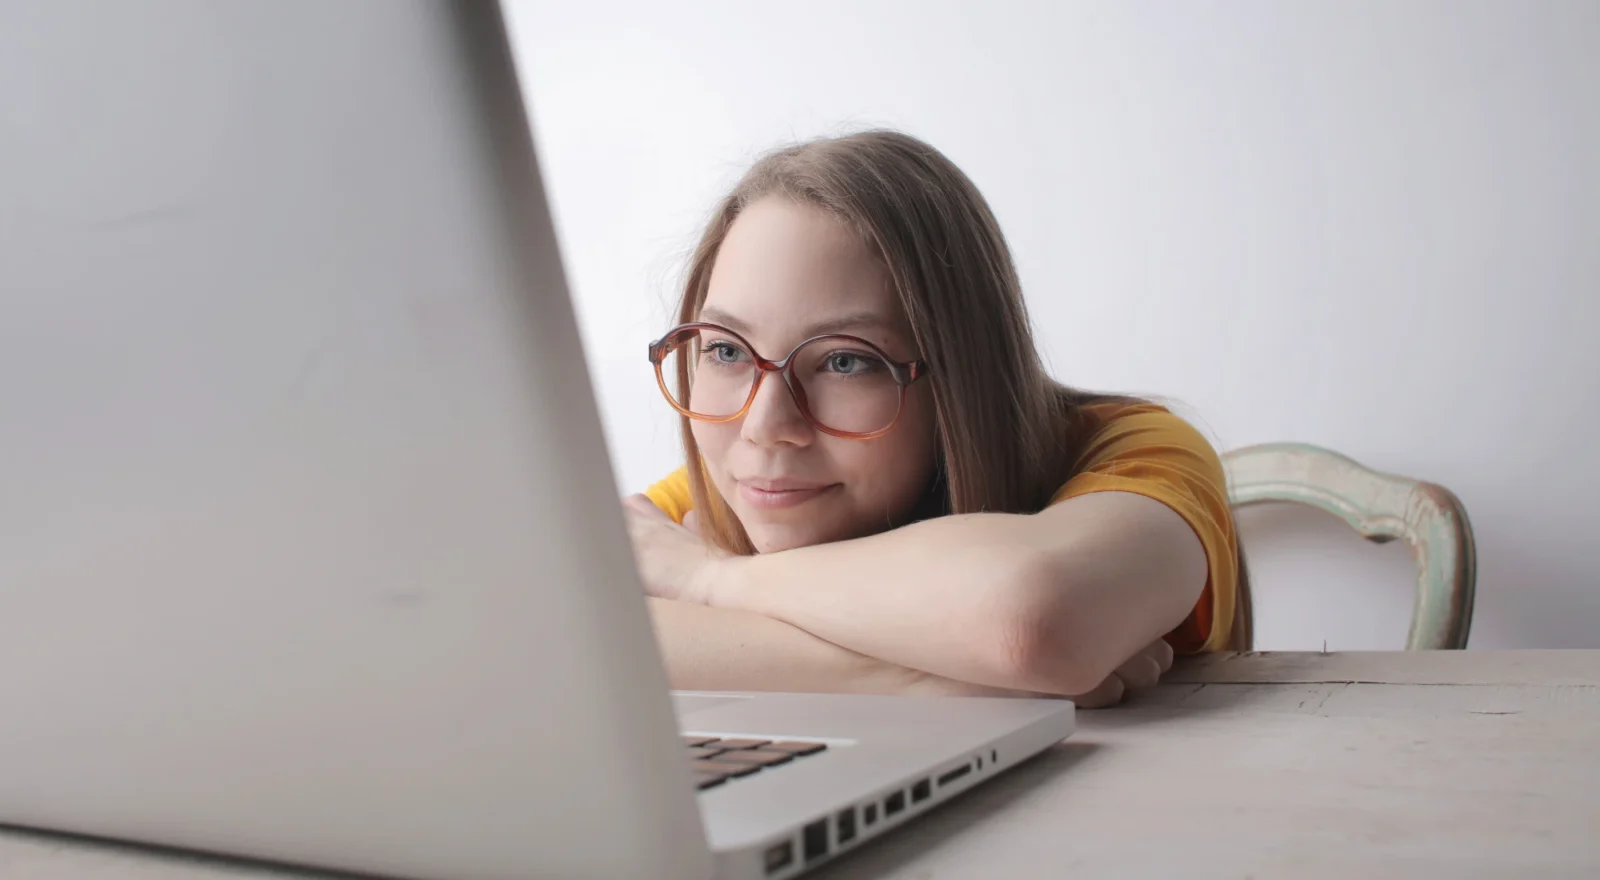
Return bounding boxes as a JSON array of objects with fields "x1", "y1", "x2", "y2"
[{"x1": 1222, "y1": 443, "x2": 1477, "y2": 650}]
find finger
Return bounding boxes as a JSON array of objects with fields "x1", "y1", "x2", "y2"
[
  {"x1": 1068, "y1": 673, "x2": 1125, "y2": 709},
  {"x1": 1147, "y1": 637, "x2": 1174, "y2": 673},
  {"x1": 1113, "y1": 653, "x2": 1163, "y2": 690},
  {"x1": 682, "y1": 509, "x2": 701, "y2": 535},
  {"x1": 623, "y1": 493, "x2": 667, "y2": 519}
]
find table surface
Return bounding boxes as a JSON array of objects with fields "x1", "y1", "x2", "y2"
[{"x1": 3, "y1": 650, "x2": 1597, "y2": 880}]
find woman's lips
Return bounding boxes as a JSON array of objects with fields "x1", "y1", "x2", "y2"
[{"x1": 736, "y1": 479, "x2": 839, "y2": 510}]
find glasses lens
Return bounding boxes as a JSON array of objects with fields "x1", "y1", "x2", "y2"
[
  {"x1": 659, "y1": 327, "x2": 756, "y2": 419},
  {"x1": 791, "y1": 337, "x2": 903, "y2": 435}
]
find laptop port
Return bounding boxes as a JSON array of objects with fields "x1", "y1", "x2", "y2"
[
  {"x1": 885, "y1": 791, "x2": 905, "y2": 817},
  {"x1": 862, "y1": 802, "x2": 879, "y2": 826},
  {"x1": 764, "y1": 840, "x2": 793, "y2": 875},
  {"x1": 803, "y1": 819, "x2": 828, "y2": 863},
  {"x1": 836, "y1": 808, "x2": 856, "y2": 845},
  {"x1": 911, "y1": 778, "x2": 931, "y2": 803},
  {"x1": 938, "y1": 763, "x2": 972, "y2": 787}
]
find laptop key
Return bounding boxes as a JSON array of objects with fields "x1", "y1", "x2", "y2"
[
  {"x1": 707, "y1": 749, "x2": 792, "y2": 768},
  {"x1": 693, "y1": 772, "x2": 727, "y2": 790},
  {"x1": 693, "y1": 759, "x2": 759, "y2": 778},
  {"x1": 766, "y1": 741, "x2": 827, "y2": 756},
  {"x1": 684, "y1": 737, "x2": 826, "y2": 790}
]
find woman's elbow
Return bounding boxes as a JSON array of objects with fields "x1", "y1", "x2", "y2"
[
  {"x1": 1002, "y1": 629, "x2": 1120, "y2": 698},
  {"x1": 986, "y1": 554, "x2": 1120, "y2": 696},
  {"x1": 991, "y1": 552, "x2": 1205, "y2": 696}
]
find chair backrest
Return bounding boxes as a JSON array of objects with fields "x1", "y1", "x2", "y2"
[{"x1": 1222, "y1": 443, "x2": 1476, "y2": 650}]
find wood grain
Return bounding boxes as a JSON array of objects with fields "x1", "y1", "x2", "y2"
[{"x1": 4, "y1": 651, "x2": 1596, "y2": 880}]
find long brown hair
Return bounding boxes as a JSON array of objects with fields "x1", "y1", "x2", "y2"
[{"x1": 671, "y1": 130, "x2": 1251, "y2": 649}]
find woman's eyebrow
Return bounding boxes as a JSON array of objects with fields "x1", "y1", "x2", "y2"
[
  {"x1": 700, "y1": 305, "x2": 895, "y2": 339},
  {"x1": 697, "y1": 305, "x2": 753, "y2": 335}
]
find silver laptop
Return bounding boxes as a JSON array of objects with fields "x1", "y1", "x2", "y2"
[{"x1": 0, "y1": 2, "x2": 1075, "y2": 878}]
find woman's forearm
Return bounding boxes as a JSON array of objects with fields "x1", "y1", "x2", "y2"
[
  {"x1": 702, "y1": 492, "x2": 1206, "y2": 696},
  {"x1": 645, "y1": 598, "x2": 1033, "y2": 697},
  {"x1": 703, "y1": 513, "x2": 1052, "y2": 691}
]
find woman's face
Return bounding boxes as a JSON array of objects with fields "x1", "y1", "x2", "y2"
[{"x1": 691, "y1": 197, "x2": 938, "y2": 553}]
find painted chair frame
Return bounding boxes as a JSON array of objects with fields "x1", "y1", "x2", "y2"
[{"x1": 1223, "y1": 443, "x2": 1477, "y2": 650}]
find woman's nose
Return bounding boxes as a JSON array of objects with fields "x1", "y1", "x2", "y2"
[{"x1": 739, "y1": 371, "x2": 813, "y2": 448}]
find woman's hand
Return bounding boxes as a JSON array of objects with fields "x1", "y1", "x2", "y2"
[
  {"x1": 622, "y1": 495, "x2": 727, "y2": 604},
  {"x1": 1067, "y1": 638, "x2": 1174, "y2": 708}
]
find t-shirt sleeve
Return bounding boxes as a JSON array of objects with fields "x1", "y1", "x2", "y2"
[
  {"x1": 644, "y1": 466, "x2": 694, "y2": 525},
  {"x1": 1048, "y1": 405, "x2": 1238, "y2": 653}
]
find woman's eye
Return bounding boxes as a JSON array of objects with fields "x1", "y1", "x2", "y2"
[
  {"x1": 823, "y1": 352, "x2": 881, "y2": 375},
  {"x1": 700, "y1": 342, "x2": 745, "y2": 364}
]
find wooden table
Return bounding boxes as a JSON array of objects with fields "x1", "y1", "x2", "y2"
[{"x1": 3, "y1": 651, "x2": 1597, "y2": 879}]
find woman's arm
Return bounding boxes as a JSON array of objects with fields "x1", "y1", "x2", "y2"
[
  {"x1": 668, "y1": 491, "x2": 1207, "y2": 697},
  {"x1": 645, "y1": 597, "x2": 1040, "y2": 698}
]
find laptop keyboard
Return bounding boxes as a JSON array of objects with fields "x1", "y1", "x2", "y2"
[{"x1": 682, "y1": 736, "x2": 827, "y2": 791}]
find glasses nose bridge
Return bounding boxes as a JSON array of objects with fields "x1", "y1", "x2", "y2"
[{"x1": 747, "y1": 348, "x2": 802, "y2": 409}]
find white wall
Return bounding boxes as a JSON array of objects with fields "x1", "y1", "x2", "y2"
[{"x1": 503, "y1": 1, "x2": 1600, "y2": 650}]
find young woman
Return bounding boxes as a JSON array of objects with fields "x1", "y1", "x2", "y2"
[{"x1": 624, "y1": 130, "x2": 1250, "y2": 707}]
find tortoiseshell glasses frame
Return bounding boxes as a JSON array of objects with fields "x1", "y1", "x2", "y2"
[{"x1": 647, "y1": 322, "x2": 928, "y2": 440}]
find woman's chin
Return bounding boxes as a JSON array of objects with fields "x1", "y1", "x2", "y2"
[
  {"x1": 740, "y1": 516, "x2": 847, "y2": 554},
  {"x1": 745, "y1": 526, "x2": 822, "y2": 554}
]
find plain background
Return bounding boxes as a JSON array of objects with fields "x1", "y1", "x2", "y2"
[{"x1": 502, "y1": 0, "x2": 1599, "y2": 650}]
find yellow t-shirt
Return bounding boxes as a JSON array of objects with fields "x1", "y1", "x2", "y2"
[{"x1": 644, "y1": 402, "x2": 1237, "y2": 653}]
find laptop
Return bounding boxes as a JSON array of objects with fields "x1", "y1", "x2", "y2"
[{"x1": 0, "y1": 2, "x2": 1075, "y2": 878}]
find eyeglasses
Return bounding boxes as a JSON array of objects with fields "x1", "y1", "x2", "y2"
[{"x1": 648, "y1": 322, "x2": 928, "y2": 439}]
